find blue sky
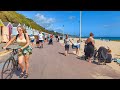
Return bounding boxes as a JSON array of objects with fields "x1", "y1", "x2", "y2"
[
  {"x1": 17, "y1": 11, "x2": 120, "y2": 37},
  {"x1": 17, "y1": 11, "x2": 80, "y2": 36},
  {"x1": 82, "y1": 11, "x2": 120, "y2": 37}
]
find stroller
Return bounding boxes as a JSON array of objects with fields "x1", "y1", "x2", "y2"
[{"x1": 97, "y1": 46, "x2": 112, "y2": 65}]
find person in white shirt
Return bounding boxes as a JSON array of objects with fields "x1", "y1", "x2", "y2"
[
  {"x1": 38, "y1": 31, "x2": 44, "y2": 48},
  {"x1": 64, "y1": 34, "x2": 73, "y2": 56}
]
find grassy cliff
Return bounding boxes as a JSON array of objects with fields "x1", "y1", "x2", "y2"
[{"x1": 0, "y1": 11, "x2": 47, "y2": 32}]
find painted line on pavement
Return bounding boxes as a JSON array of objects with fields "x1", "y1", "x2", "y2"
[{"x1": 0, "y1": 50, "x2": 12, "y2": 57}]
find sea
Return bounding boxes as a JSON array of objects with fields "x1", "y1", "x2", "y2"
[{"x1": 82, "y1": 37, "x2": 120, "y2": 41}]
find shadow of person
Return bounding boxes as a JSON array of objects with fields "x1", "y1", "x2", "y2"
[
  {"x1": 76, "y1": 55, "x2": 85, "y2": 60},
  {"x1": 14, "y1": 67, "x2": 22, "y2": 77},
  {"x1": 92, "y1": 60, "x2": 99, "y2": 65},
  {"x1": 58, "y1": 52, "x2": 65, "y2": 56}
]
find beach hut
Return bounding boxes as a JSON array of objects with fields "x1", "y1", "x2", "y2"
[
  {"x1": 32, "y1": 29, "x2": 36, "y2": 35},
  {"x1": 21, "y1": 23, "x2": 26, "y2": 29},
  {"x1": 26, "y1": 26, "x2": 29, "y2": 29},
  {"x1": 30, "y1": 28, "x2": 34, "y2": 35},
  {"x1": 34, "y1": 30, "x2": 39, "y2": 35},
  {"x1": 12, "y1": 23, "x2": 21, "y2": 36},
  {"x1": 26, "y1": 27, "x2": 30, "y2": 35},
  {"x1": 26, "y1": 27, "x2": 32, "y2": 35},
  {"x1": 0, "y1": 19, "x2": 4, "y2": 43},
  {"x1": 25, "y1": 26, "x2": 29, "y2": 33},
  {"x1": 2, "y1": 22, "x2": 13, "y2": 42}
]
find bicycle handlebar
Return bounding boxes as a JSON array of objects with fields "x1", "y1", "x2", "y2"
[
  {"x1": 2, "y1": 47, "x2": 20, "y2": 50},
  {"x1": 2, "y1": 47, "x2": 20, "y2": 56}
]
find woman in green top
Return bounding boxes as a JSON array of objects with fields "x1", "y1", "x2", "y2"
[{"x1": 3, "y1": 26, "x2": 32, "y2": 78}]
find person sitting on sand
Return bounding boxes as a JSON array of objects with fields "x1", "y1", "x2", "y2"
[{"x1": 106, "y1": 49, "x2": 112, "y2": 63}]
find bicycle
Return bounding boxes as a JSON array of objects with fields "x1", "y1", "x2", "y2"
[{"x1": 1, "y1": 48, "x2": 20, "y2": 79}]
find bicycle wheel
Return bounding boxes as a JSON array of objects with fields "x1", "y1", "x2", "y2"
[{"x1": 1, "y1": 58, "x2": 15, "y2": 79}]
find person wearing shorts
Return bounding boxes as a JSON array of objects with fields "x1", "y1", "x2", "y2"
[
  {"x1": 73, "y1": 40, "x2": 80, "y2": 56},
  {"x1": 39, "y1": 40, "x2": 44, "y2": 43},
  {"x1": 64, "y1": 34, "x2": 72, "y2": 56},
  {"x1": 36, "y1": 35, "x2": 39, "y2": 48},
  {"x1": 30, "y1": 34, "x2": 35, "y2": 48},
  {"x1": 65, "y1": 44, "x2": 69, "y2": 51},
  {"x1": 3, "y1": 26, "x2": 32, "y2": 78},
  {"x1": 44, "y1": 34, "x2": 47, "y2": 42},
  {"x1": 38, "y1": 31, "x2": 44, "y2": 48}
]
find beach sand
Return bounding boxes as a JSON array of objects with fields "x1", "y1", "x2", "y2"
[
  {"x1": 62, "y1": 38, "x2": 120, "y2": 58},
  {"x1": 59, "y1": 38, "x2": 120, "y2": 73}
]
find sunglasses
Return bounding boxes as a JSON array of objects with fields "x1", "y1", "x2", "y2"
[{"x1": 18, "y1": 29, "x2": 23, "y2": 31}]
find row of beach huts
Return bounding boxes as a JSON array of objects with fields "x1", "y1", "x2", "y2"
[{"x1": 0, "y1": 19, "x2": 42, "y2": 43}]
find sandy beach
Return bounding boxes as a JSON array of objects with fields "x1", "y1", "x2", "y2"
[
  {"x1": 59, "y1": 38, "x2": 120, "y2": 73},
  {"x1": 61, "y1": 38, "x2": 120, "y2": 58}
]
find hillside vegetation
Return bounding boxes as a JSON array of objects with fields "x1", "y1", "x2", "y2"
[{"x1": 0, "y1": 11, "x2": 53, "y2": 33}]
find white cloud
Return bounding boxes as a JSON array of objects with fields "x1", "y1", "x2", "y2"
[
  {"x1": 55, "y1": 27, "x2": 63, "y2": 30},
  {"x1": 34, "y1": 13, "x2": 56, "y2": 28},
  {"x1": 103, "y1": 23, "x2": 120, "y2": 28},
  {"x1": 69, "y1": 16, "x2": 76, "y2": 20},
  {"x1": 53, "y1": 27, "x2": 64, "y2": 32},
  {"x1": 103, "y1": 25, "x2": 110, "y2": 28}
]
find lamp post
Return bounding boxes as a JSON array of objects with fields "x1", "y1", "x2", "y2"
[
  {"x1": 80, "y1": 11, "x2": 82, "y2": 43},
  {"x1": 63, "y1": 25, "x2": 64, "y2": 40},
  {"x1": 33, "y1": 30, "x2": 34, "y2": 35},
  {"x1": 54, "y1": 30, "x2": 56, "y2": 36}
]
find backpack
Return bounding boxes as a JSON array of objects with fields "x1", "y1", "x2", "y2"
[
  {"x1": 16, "y1": 33, "x2": 27, "y2": 40},
  {"x1": 97, "y1": 46, "x2": 112, "y2": 63},
  {"x1": 97, "y1": 46, "x2": 108, "y2": 60}
]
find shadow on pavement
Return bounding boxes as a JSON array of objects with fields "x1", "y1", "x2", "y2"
[
  {"x1": 76, "y1": 55, "x2": 85, "y2": 60},
  {"x1": 76, "y1": 55, "x2": 99, "y2": 65},
  {"x1": 58, "y1": 52, "x2": 65, "y2": 56},
  {"x1": 92, "y1": 61, "x2": 99, "y2": 65},
  {"x1": 14, "y1": 68, "x2": 21, "y2": 77},
  {"x1": 68, "y1": 53, "x2": 76, "y2": 55}
]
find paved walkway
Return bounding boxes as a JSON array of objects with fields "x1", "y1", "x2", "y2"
[
  {"x1": 0, "y1": 43, "x2": 6, "y2": 52},
  {"x1": 0, "y1": 39, "x2": 120, "y2": 79}
]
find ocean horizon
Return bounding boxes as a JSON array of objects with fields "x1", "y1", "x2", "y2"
[
  {"x1": 71, "y1": 36, "x2": 120, "y2": 41},
  {"x1": 82, "y1": 37, "x2": 120, "y2": 41}
]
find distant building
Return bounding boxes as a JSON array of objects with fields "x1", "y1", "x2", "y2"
[
  {"x1": 0, "y1": 19, "x2": 4, "y2": 43},
  {"x1": 26, "y1": 27, "x2": 33, "y2": 35},
  {"x1": 12, "y1": 23, "x2": 21, "y2": 35},
  {"x1": 21, "y1": 23, "x2": 26, "y2": 29},
  {"x1": 34, "y1": 30, "x2": 39, "y2": 35}
]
